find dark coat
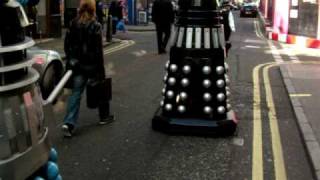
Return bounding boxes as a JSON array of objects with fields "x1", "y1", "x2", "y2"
[
  {"x1": 108, "y1": 1, "x2": 123, "y2": 20},
  {"x1": 152, "y1": 0, "x2": 175, "y2": 26},
  {"x1": 64, "y1": 19, "x2": 105, "y2": 79}
]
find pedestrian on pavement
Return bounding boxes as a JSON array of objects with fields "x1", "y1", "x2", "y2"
[
  {"x1": 152, "y1": 0, "x2": 175, "y2": 54},
  {"x1": 63, "y1": 0, "x2": 114, "y2": 137},
  {"x1": 96, "y1": 0, "x2": 105, "y2": 27},
  {"x1": 108, "y1": 0, "x2": 123, "y2": 34},
  {"x1": 221, "y1": 0, "x2": 236, "y2": 56}
]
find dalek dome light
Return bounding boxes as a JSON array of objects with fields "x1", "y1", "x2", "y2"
[
  {"x1": 168, "y1": 77, "x2": 176, "y2": 86},
  {"x1": 170, "y1": 64, "x2": 178, "y2": 72},
  {"x1": 180, "y1": 92, "x2": 188, "y2": 101},
  {"x1": 202, "y1": 66, "x2": 212, "y2": 75},
  {"x1": 182, "y1": 65, "x2": 191, "y2": 74},
  {"x1": 216, "y1": 66, "x2": 225, "y2": 75},
  {"x1": 178, "y1": 105, "x2": 186, "y2": 113}
]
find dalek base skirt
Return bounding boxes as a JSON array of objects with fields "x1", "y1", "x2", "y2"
[
  {"x1": 152, "y1": 0, "x2": 238, "y2": 135},
  {"x1": 153, "y1": 108, "x2": 237, "y2": 136}
]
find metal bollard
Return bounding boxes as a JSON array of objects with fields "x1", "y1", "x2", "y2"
[{"x1": 106, "y1": 15, "x2": 113, "y2": 43}]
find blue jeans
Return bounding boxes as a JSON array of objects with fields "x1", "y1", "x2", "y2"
[{"x1": 64, "y1": 74, "x2": 109, "y2": 126}]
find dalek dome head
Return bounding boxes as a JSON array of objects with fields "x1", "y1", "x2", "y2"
[{"x1": 176, "y1": 0, "x2": 222, "y2": 26}]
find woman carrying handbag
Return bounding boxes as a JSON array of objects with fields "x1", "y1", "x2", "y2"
[{"x1": 63, "y1": 0, "x2": 114, "y2": 138}]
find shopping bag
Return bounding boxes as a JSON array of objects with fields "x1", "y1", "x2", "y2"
[
  {"x1": 86, "y1": 78, "x2": 112, "y2": 109},
  {"x1": 116, "y1": 20, "x2": 126, "y2": 31}
]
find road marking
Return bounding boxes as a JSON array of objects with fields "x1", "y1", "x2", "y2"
[
  {"x1": 104, "y1": 40, "x2": 135, "y2": 55},
  {"x1": 252, "y1": 63, "x2": 271, "y2": 180},
  {"x1": 263, "y1": 64, "x2": 287, "y2": 180},
  {"x1": 289, "y1": 94, "x2": 312, "y2": 97}
]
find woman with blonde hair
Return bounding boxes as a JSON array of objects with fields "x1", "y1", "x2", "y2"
[{"x1": 63, "y1": 0, "x2": 114, "y2": 137}]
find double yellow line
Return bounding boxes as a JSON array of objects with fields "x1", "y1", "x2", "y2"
[
  {"x1": 104, "y1": 40, "x2": 135, "y2": 55},
  {"x1": 252, "y1": 62, "x2": 287, "y2": 180},
  {"x1": 252, "y1": 61, "x2": 320, "y2": 180}
]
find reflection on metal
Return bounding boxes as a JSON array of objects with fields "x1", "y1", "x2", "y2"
[
  {"x1": 195, "y1": 28, "x2": 202, "y2": 49},
  {"x1": 186, "y1": 28, "x2": 193, "y2": 49},
  {"x1": 170, "y1": 27, "x2": 179, "y2": 46},
  {"x1": 218, "y1": 27, "x2": 225, "y2": 48},
  {"x1": 177, "y1": 27, "x2": 185, "y2": 48},
  {"x1": 0, "y1": 69, "x2": 39, "y2": 92},
  {"x1": 204, "y1": 28, "x2": 211, "y2": 49},
  {"x1": 0, "y1": 37, "x2": 35, "y2": 53},
  {"x1": 0, "y1": 58, "x2": 34, "y2": 73},
  {"x1": 212, "y1": 28, "x2": 219, "y2": 48}
]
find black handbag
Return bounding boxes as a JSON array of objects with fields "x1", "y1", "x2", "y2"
[{"x1": 86, "y1": 77, "x2": 112, "y2": 109}]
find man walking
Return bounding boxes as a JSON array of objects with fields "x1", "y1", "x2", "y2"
[
  {"x1": 152, "y1": 0, "x2": 175, "y2": 54},
  {"x1": 221, "y1": 0, "x2": 235, "y2": 56}
]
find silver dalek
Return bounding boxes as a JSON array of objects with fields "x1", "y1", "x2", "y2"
[
  {"x1": 152, "y1": 0, "x2": 238, "y2": 135},
  {"x1": 0, "y1": 1, "x2": 71, "y2": 179}
]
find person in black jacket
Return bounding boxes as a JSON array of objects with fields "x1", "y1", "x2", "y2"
[
  {"x1": 221, "y1": 0, "x2": 235, "y2": 56},
  {"x1": 63, "y1": 0, "x2": 114, "y2": 137},
  {"x1": 152, "y1": 0, "x2": 175, "y2": 54},
  {"x1": 108, "y1": 0, "x2": 123, "y2": 34},
  {"x1": 96, "y1": 0, "x2": 105, "y2": 27}
]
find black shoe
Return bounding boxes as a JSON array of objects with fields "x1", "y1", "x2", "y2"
[
  {"x1": 62, "y1": 123, "x2": 74, "y2": 137},
  {"x1": 99, "y1": 115, "x2": 115, "y2": 125}
]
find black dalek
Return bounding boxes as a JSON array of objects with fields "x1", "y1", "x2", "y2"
[{"x1": 152, "y1": 0, "x2": 238, "y2": 135}]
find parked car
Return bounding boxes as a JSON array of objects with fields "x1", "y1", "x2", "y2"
[{"x1": 240, "y1": 3, "x2": 258, "y2": 17}]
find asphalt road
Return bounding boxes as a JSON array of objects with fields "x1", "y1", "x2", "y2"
[{"x1": 47, "y1": 12, "x2": 315, "y2": 180}]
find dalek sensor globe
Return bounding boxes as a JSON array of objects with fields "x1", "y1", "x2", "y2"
[{"x1": 152, "y1": 0, "x2": 238, "y2": 135}]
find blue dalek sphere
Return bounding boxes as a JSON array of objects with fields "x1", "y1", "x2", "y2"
[
  {"x1": 34, "y1": 177, "x2": 45, "y2": 180},
  {"x1": 46, "y1": 161, "x2": 60, "y2": 180},
  {"x1": 55, "y1": 175, "x2": 63, "y2": 180},
  {"x1": 49, "y1": 148, "x2": 58, "y2": 163}
]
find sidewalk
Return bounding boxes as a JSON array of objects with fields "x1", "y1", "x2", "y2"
[
  {"x1": 280, "y1": 62, "x2": 320, "y2": 179},
  {"x1": 126, "y1": 23, "x2": 155, "y2": 32}
]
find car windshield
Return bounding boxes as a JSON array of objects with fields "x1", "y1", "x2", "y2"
[{"x1": 244, "y1": 5, "x2": 255, "y2": 10}]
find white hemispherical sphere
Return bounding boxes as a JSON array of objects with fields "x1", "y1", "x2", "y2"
[
  {"x1": 180, "y1": 92, "x2": 188, "y2": 101},
  {"x1": 224, "y1": 62, "x2": 229, "y2": 72},
  {"x1": 168, "y1": 77, "x2": 176, "y2": 86},
  {"x1": 226, "y1": 91, "x2": 231, "y2": 97},
  {"x1": 217, "y1": 106, "x2": 226, "y2": 114},
  {"x1": 203, "y1": 79, "x2": 211, "y2": 88},
  {"x1": 182, "y1": 65, "x2": 191, "y2": 74},
  {"x1": 203, "y1": 93, "x2": 212, "y2": 102},
  {"x1": 170, "y1": 64, "x2": 178, "y2": 72},
  {"x1": 216, "y1": 79, "x2": 225, "y2": 88},
  {"x1": 178, "y1": 105, "x2": 186, "y2": 113},
  {"x1": 216, "y1": 66, "x2": 225, "y2": 75},
  {"x1": 217, "y1": 93, "x2": 226, "y2": 101},
  {"x1": 204, "y1": 106, "x2": 213, "y2": 114},
  {"x1": 226, "y1": 78, "x2": 230, "y2": 85},
  {"x1": 163, "y1": 74, "x2": 168, "y2": 82},
  {"x1": 165, "y1": 61, "x2": 170, "y2": 69},
  {"x1": 165, "y1": 104, "x2": 173, "y2": 111},
  {"x1": 181, "y1": 78, "x2": 190, "y2": 87},
  {"x1": 227, "y1": 104, "x2": 232, "y2": 110},
  {"x1": 160, "y1": 100, "x2": 164, "y2": 106},
  {"x1": 202, "y1": 66, "x2": 212, "y2": 75},
  {"x1": 162, "y1": 88, "x2": 166, "y2": 95},
  {"x1": 166, "y1": 90, "x2": 175, "y2": 99}
]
